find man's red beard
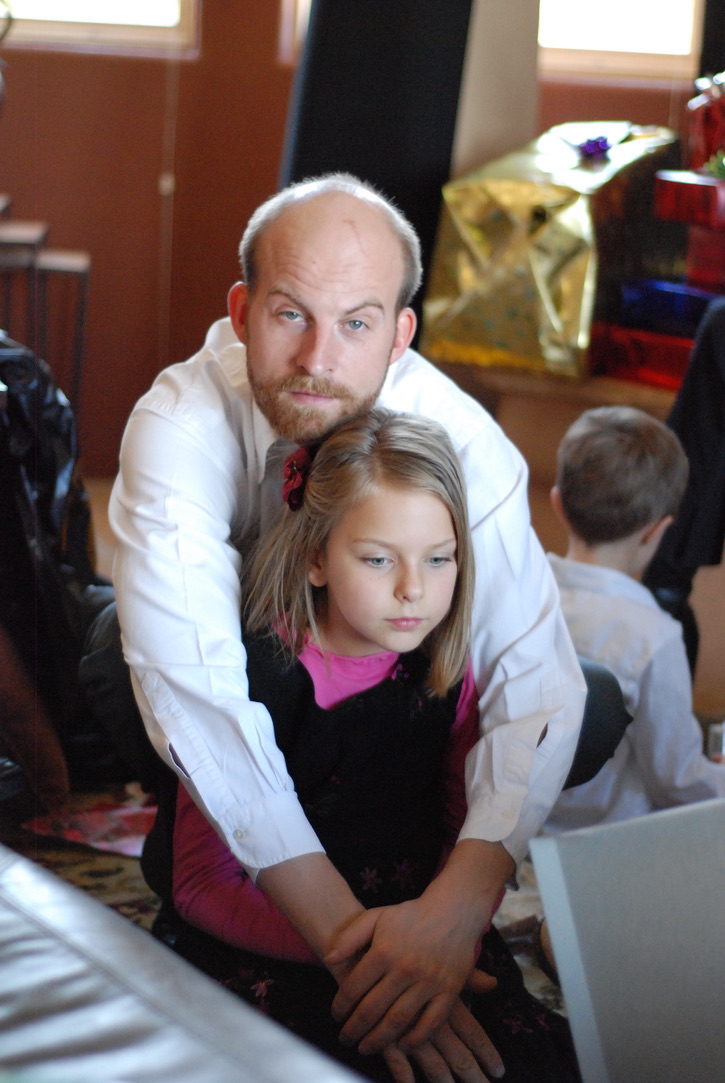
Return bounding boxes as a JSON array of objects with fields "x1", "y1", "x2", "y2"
[{"x1": 249, "y1": 372, "x2": 383, "y2": 444}]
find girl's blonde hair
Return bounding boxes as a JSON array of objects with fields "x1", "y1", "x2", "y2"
[{"x1": 245, "y1": 408, "x2": 473, "y2": 696}]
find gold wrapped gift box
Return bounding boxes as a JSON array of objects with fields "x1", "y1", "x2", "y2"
[{"x1": 421, "y1": 123, "x2": 683, "y2": 377}]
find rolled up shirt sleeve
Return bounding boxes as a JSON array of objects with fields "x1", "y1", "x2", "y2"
[
  {"x1": 463, "y1": 441, "x2": 586, "y2": 861},
  {"x1": 111, "y1": 341, "x2": 324, "y2": 878},
  {"x1": 380, "y1": 354, "x2": 587, "y2": 865}
]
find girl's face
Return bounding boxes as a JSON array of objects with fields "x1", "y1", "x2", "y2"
[{"x1": 308, "y1": 484, "x2": 458, "y2": 657}]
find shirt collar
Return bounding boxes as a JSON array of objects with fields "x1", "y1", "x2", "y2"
[
  {"x1": 251, "y1": 401, "x2": 291, "y2": 484},
  {"x1": 547, "y1": 553, "x2": 658, "y2": 608}
]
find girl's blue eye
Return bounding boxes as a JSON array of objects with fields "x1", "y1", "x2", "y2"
[{"x1": 366, "y1": 556, "x2": 387, "y2": 567}]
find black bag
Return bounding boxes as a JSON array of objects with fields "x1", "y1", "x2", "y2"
[{"x1": 0, "y1": 332, "x2": 120, "y2": 786}]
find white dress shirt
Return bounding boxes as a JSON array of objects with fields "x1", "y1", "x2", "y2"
[
  {"x1": 544, "y1": 554, "x2": 725, "y2": 832},
  {"x1": 110, "y1": 317, "x2": 585, "y2": 876}
]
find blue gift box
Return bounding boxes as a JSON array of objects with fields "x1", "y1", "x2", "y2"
[{"x1": 620, "y1": 279, "x2": 722, "y2": 338}]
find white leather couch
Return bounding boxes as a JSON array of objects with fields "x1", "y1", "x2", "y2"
[{"x1": 0, "y1": 843, "x2": 364, "y2": 1082}]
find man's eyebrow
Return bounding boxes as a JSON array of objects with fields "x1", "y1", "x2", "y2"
[
  {"x1": 266, "y1": 288, "x2": 385, "y2": 317},
  {"x1": 343, "y1": 299, "x2": 385, "y2": 316},
  {"x1": 266, "y1": 287, "x2": 306, "y2": 309}
]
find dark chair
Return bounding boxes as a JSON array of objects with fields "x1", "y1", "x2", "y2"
[{"x1": 564, "y1": 657, "x2": 632, "y2": 790}]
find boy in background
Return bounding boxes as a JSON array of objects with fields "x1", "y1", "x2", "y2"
[{"x1": 543, "y1": 405, "x2": 725, "y2": 833}]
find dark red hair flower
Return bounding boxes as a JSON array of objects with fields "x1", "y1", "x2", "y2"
[{"x1": 281, "y1": 446, "x2": 313, "y2": 511}]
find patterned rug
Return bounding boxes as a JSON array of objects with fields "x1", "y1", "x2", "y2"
[
  {"x1": 0, "y1": 787, "x2": 564, "y2": 1015},
  {"x1": 0, "y1": 784, "x2": 161, "y2": 932},
  {"x1": 493, "y1": 859, "x2": 565, "y2": 1016}
]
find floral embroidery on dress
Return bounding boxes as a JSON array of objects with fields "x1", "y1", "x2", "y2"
[
  {"x1": 222, "y1": 967, "x2": 276, "y2": 1014},
  {"x1": 391, "y1": 859, "x2": 416, "y2": 892},
  {"x1": 251, "y1": 975, "x2": 275, "y2": 1012},
  {"x1": 360, "y1": 867, "x2": 383, "y2": 894},
  {"x1": 501, "y1": 1003, "x2": 536, "y2": 1036}
]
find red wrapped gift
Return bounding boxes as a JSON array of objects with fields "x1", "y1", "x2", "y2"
[
  {"x1": 688, "y1": 74, "x2": 725, "y2": 170},
  {"x1": 655, "y1": 170, "x2": 725, "y2": 229},
  {"x1": 686, "y1": 224, "x2": 725, "y2": 289},
  {"x1": 588, "y1": 321, "x2": 692, "y2": 391}
]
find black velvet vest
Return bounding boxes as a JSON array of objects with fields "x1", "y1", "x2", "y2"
[{"x1": 245, "y1": 634, "x2": 462, "y2": 908}]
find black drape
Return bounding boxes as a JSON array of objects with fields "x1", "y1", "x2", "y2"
[
  {"x1": 278, "y1": 0, "x2": 473, "y2": 336},
  {"x1": 700, "y1": 0, "x2": 725, "y2": 76}
]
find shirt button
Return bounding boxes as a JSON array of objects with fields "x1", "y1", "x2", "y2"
[{"x1": 233, "y1": 829, "x2": 247, "y2": 841}]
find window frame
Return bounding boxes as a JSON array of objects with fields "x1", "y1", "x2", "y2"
[
  {"x1": 278, "y1": 0, "x2": 311, "y2": 65},
  {"x1": 1, "y1": 0, "x2": 200, "y2": 58},
  {"x1": 537, "y1": 0, "x2": 705, "y2": 83}
]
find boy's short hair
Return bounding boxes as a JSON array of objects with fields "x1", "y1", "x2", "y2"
[{"x1": 556, "y1": 405, "x2": 689, "y2": 545}]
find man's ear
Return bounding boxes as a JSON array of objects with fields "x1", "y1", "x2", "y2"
[
  {"x1": 308, "y1": 552, "x2": 327, "y2": 588},
  {"x1": 389, "y1": 306, "x2": 417, "y2": 366},
  {"x1": 228, "y1": 281, "x2": 249, "y2": 344}
]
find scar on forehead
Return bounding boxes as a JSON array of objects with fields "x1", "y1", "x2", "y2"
[{"x1": 342, "y1": 216, "x2": 371, "y2": 252}]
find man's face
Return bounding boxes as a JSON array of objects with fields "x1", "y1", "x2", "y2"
[{"x1": 229, "y1": 192, "x2": 416, "y2": 444}]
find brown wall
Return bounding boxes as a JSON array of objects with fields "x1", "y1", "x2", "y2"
[
  {"x1": 0, "y1": 2, "x2": 293, "y2": 475},
  {"x1": 0, "y1": 6, "x2": 693, "y2": 476},
  {"x1": 538, "y1": 75, "x2": 692, "y2": 154}
]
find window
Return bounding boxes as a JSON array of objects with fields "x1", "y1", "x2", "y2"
[
  {"x1": 278, "y1": 0, "x2": 311, "y2": 65},
  {"x1": 3, "y1": 0, "x2": 199, "y2": 55},
  {"x1": 538, "y1": 0, "x2": 704, "y2": 81}
]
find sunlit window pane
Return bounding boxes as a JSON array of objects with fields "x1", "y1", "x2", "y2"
[
  {"x1": 9, "y1": 1, "x2": 181, "y2": 26},
  {"x1": 538, "y1": 0, "x2": 697, "y2": 56}
]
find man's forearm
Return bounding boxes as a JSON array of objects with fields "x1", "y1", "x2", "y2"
[{"x1": 427, "y1": 838, "x2": 514, "y2": 932}]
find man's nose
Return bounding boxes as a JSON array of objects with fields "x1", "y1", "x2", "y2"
[{"x1": 295, "y1": 325, "x2": 337, "y2": 375}]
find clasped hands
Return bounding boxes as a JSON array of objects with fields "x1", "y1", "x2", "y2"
[{"x1": 324, "y1": 894, "x2": 505, "y2": 1083}]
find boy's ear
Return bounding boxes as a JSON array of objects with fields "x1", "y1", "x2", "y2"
[
  {"x1": 308, "y1": 552, "x2": 327, "y2": 588},
  {"x1": 641, "y1": 515, "x2": 673, "y2": 551},
  {"x1": 550, "y1": 486, "x2": 568, "y2": 527}
]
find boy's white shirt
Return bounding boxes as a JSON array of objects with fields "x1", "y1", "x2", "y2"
[{"x1": 544, "y1": 552, "x2": 725, "y2": 833}]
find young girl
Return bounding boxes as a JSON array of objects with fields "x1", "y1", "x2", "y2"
[{"x1": 170, "y1": 409, "x2": 579, "y2": 1083}]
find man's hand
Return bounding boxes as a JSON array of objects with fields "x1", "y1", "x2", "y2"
[
  {"x1": 381, "y1": 1001, "x2": 505, "y2": 1083},
  {"x1": 328, "y1": 898, "x2": 479, "y2": 1054},
  {"x1": 326, "y1": 840, "x2": 513, "y2": 1055}
]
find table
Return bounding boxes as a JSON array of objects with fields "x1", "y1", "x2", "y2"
[{"x1": 433, "y1": 360, "x2": 676, "y2": 423}]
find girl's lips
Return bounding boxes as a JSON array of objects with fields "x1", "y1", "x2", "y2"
[{"x1": 386, "y1": 618, "x2": 424, "y2": 631}]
